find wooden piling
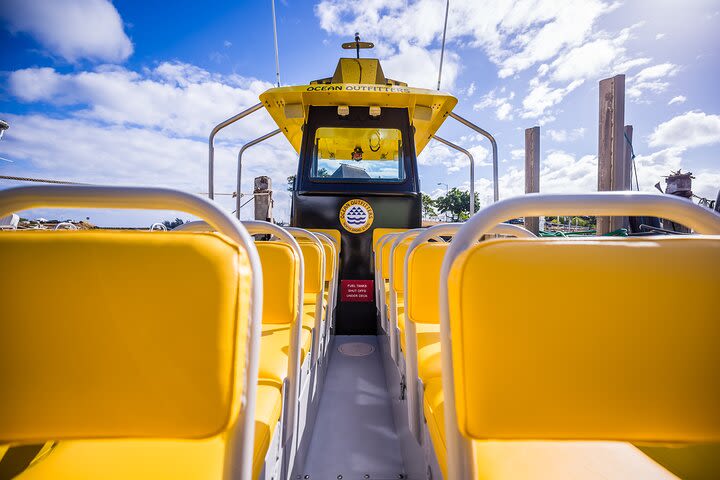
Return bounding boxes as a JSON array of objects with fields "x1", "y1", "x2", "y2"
[
  {"x1": 597, "y1": 74, "x2": 626, "y2": 234},
  {"x1": 524, "y1": 126, "x2": 540, "y2": 235},
  {"x1": 254, "y1": 176, "x2": 273, "y2": 222}
]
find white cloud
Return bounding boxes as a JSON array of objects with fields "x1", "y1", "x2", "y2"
[
  {"x1": 8, "y1": 63, "x2": 276, "y2": 139},
  {"x1": 473, "y1": 88, "x2": 515, "y2": 120},
  {"x1": 521, "y1": 79, "x2": 584, "y2": 118},
  {"x1": 627, "y1": 63, "x2": 679, "y2": 99},
  {"x1": 464, "y1": 150, "x2": 598, "y2": 205},
  {"x1": 0, "y1": 113, "x2": 298, "y2": 224},
  {"x1": 1, "y1": 0, "x2": 133, "y2": 63},
  {"x1": 419, "y1": 137, "x2": 490, "y2": 173},
  {"x1": 655, "y1": 33, "x2": 666, "y2": 40},
  {"x1": 510, "y1": 149, "x2": 524, "y2": 161},
  {"x1": 315, "y1": 0, "x2": 617, "y2": 79},
  {"x1": 466, "y1": 82, "x2": 476, "y2": 96},
  {"x1": 668, "y1": 95, "x2": 687, "y2": 105},
  {"x1": 1, "y1": 61, "x2": 301, "y2": 224},
  {"x1": 633, "y1": 63, "x2": 678, "y2": 83},
  {"x1": 547, "y1": 127, "x2": 586, "y2": 143},
  {"x1": 380, "y1": 41, "x2": 460, "y2": 90},
  {"x1": 648, "y1": 111, "x2": 720, "y2": 149}
]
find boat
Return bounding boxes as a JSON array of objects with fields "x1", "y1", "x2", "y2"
[{"x1": 1, "y1": 39, "x2": 719, "y2": 480}]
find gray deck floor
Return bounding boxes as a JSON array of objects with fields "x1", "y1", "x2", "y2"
[{"x1": 302, "y1": 335, "x2": 406, "y2": 480}]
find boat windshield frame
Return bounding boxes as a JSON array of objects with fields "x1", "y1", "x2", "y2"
[{"x1": 297, "y1": 106, "x2": 419, "y2": 194}]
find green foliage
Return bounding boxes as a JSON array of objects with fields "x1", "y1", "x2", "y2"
[
  {"x1": 421, "y1": 193, "x2": 438, "y2": 219},
  {"x1": 435, "y1": 187, "x2": 480, "y2": 222},
  {"x1": 287, "y1": 175, "x2": 295, "y2": 192}
]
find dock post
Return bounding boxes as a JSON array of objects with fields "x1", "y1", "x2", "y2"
[
  {"x1": 597, "y1": 74, "x2": 626, "y2": 234},
  {"x1": 524, "y1": 126, "x2": 540, "y2": 235},
  {"x1": 254, "y1": 176, "x2": 273, "y2": 222},
  {"x1": 624, "y1": 125, "x2": 634, "y2": 191}
]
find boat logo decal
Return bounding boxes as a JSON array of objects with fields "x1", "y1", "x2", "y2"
[{"x1": 339, "y1": 199, "x2": 374, "y2": 234}]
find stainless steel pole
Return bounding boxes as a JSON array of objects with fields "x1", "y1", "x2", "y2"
[
  {"x1": 208, "y1": 102, "x2": 263, "y2": 200},
  {"x1": 432, "y1": 134, "x2": 475, "y2": 215},
  {"x1": 449, "y1": 111, "x2": 499, "y2": 202},
  {"x1": 236, "y1": 129, "x2": 281, "y2": 218}
]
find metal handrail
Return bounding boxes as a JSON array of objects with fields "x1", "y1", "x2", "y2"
[
  {"x1": 374, "y1": 233, "x2": 402, "y2": 331},
  {"x1": 208, "y1": 102, "x2": 263, "y2": 200},
  {"x1": 54, "y1": 222, "x2": 78, "y2": 230},
  {"x1": 387, "y1": 229, "x2": 425, "y2": 363},
  {"x1": 449, "y1": 111, "x2": 499, "y2": 203},
  {"x1": 236, "y1": 129, "x2": 282, "y2": 218},
  {"x1": 0, "y1": 185, "x2": 263, "y2": 480},
  {"x1": 432, "y1": 135, "x2": 475, "y2": 215},
  {"x1": 148, "y1": 222, "x2": 167, "y2": 231},
  {"x1": 402, "y1": 221, "x2": 535, "y2": 442},
  {"x1": 439, "y1": 192, "x2": 720, "y2": 479},
  {"x1": 241, "y1": 221, "x2": 304, "y2": 453},
  {"x1": 311, "y1": 231, "x2": 340, "y2": 359},
  {"x1": 285, "y1": 227, "x2": 326, "y2": 369},
  {"x1": 175, "y1": 218, "x2": 305, "y2": 455}
]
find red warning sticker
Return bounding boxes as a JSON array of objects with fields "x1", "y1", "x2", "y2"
[{"x1": 341, "y1": 279, "x2": 374, "y2": 302}]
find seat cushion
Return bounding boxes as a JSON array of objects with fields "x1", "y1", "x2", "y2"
[
  {"x1": 14, "y1": 383, "x2": 283, "y2": 480},
  {"x1": 251, "y1": 382, "x2": 283, "y2": 479},
  {"x1": 422, "y1": 378, "x2": 677, "y2": 480},
  {"x1": 414, "y1": 325, "x2": 441, "y2": 381},
  {"x1": 259, "y1": 325, "x2": 312, "y2": 383}
]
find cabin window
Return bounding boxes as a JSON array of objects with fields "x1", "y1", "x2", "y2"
[{"x1": 311, "y1": 127, "x2": 405, "y2": 181}]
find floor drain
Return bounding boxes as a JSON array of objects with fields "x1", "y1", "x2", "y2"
[{"x1": 338, "y1": 342, "x2": 375, "y2": 357}]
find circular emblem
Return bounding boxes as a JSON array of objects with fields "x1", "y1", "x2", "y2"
[{"x1": 339, "y1": 199, "x2": 374, "y2": 234}]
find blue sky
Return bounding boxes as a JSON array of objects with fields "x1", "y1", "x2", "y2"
[{"x1": 1, "y1": 0, "x2": 719, "y2": 226}]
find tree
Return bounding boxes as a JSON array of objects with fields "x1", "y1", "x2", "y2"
[
  {"x1": 421, "y1": 193, "x2": 438, "y2": 219},
  {"x1": 162, "y1": 218, "x2": 184, "y2": 229},
  {"x1": 287, "y1": 175, "x2": 296, "y2": 192},
  {"x1": 435, "y1": 188, "x2": 480, "y2": 222}
]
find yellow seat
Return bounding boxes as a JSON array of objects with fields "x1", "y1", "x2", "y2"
[
  {"x1": 260, "y1": 324, "x2": 312, "y2": 382},
  {"x1": 311, "y1": 228, "x2": 341, "y2": 252},
  {"x1": 435, "y1": 236, "x2": 720, "y2": 478},
  {"x1": 0, "y1": 230, "x2": 257, "y2": 478},
  {"x1": 15, "y1": 382, "x2": 282, "y2": 480},
  {"x1": 414, "y1": 325, "x2": 440, "y2": 380},
  {"x1": 422, "y1": 378, "x2": 677, "y2": 480},
  {"x1": 373, "y1": 228, "x2": 407, "y2": 252}
]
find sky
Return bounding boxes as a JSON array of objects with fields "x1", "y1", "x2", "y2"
[{"x1": 1, "y1": 0, "x2": 719, "y2": 226}]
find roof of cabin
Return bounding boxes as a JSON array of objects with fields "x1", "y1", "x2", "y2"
[{"x1": 258, "y1": 58, "x2": 458, "y2": 155}]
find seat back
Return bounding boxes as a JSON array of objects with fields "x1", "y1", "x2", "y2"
[
  {"x1": 256, "y1": 241, "x2": 300, "y2": 324},
  {"x1": 319, "y1": 240, "x2": 335, "y2": 283},
  {"x1": 312, "y1": 228, "x2": 341, "y2": 252},
  {"x1": 373, "y1": 228, "x2": 407, "y2": 253},
  {"x1": 298, "y1": 240, "x2": 324, "y2": 296},
  {"x1": 448, "y1": 236, "x2": 720, "y2": 443},
  {"x1": 407, "y1": 242, "x2": 448, "y2": 325},
  {"x1": 380, "y1": 235, "x2": 398, "y2": 281},
  {"x1": 0, "y1": 230, "x2": 253, "y2": 443},
  {"x1": 391, "y1": 239, "x2": 413, "y2": 294}
]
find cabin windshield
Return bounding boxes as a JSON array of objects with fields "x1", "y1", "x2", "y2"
[{"x1": 311, "y1": 127, "x2": 405, "y2": 182}]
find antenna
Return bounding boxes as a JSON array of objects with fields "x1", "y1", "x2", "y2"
[
  {"x1": 341, "y1": 33, "x2": 374, "y2": 58},
  {"x1": 271, "y1": 0, "x2": 281, "y2": 87},
  {"x1": 437, "y1": 0, "x2": 449, "y2": 90}
]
